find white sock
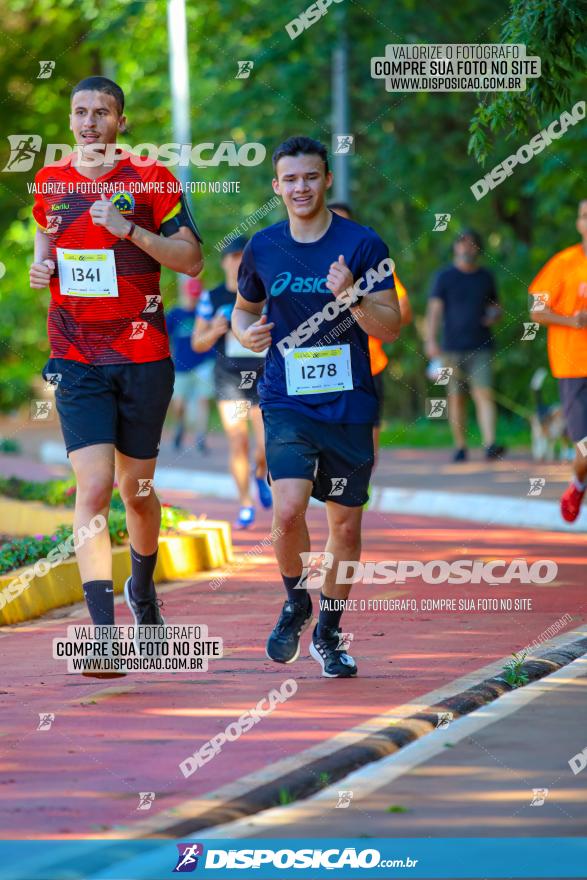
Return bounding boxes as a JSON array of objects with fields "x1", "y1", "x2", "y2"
[{"x1": 572, "y1": 476, "x2": 586, "y2": 492}]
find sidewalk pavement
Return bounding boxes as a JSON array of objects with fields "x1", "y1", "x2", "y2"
[
  {"x1": 3, "y1": 419, "x2": 585, "y2": 532},
  {"x1": 0, "y1": 418, "x2": 575, "y2": 502},
  {"x1": 1, "y1": 490, "x2": 586, "y2": 839},
  {"x1": 1, "y1": 423, "x2": 586, "y2": 841},
  {"x1": 211, "y1": 655, "x2": 587, "y2": 842}
]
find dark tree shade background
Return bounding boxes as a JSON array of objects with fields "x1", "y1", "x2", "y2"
[{"x1": 0, "y1": 0, "x2": 585, "y2": 427}]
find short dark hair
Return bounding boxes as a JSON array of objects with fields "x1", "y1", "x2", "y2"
[
  {"x1": 71, "y1": 77, "x2": 125, "y2": 115},
  {"x1": 455, "y1": 228, "x2": 483, "y2": 250},
  {"x1": 328, "y1": 201, "x2": 353, "y2": 218},
  {"x1": 272, "y1": 136, "x2": 329, "y2": 174}
]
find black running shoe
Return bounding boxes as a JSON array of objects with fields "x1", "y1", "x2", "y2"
[
  {"x1": 124, "y1": 577, "x2": 165, "y2": 626},
  {"x1": 485, "y1": 443, "x2": 506, "y2": 460},
  {"x1": 310, "y1": 625, "x2": 358, "y2": 678},
  {"x1": 453, "y1": 448, "x2": 468, "y2": 463},
  {"x1": 81, "y1": 638, "x2": 126, "y2": 679},
  {"x1": 266, "y1": 596, "x2": 313, "y2": 664}
]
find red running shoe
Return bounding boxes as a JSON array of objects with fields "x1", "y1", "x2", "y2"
[{"x1": 560, "y1": 482, "x2": 585, "y2": 522}]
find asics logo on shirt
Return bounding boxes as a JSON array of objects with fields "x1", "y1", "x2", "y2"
[{"x1": 270, "y1": 271, "x2": 328, "y2": 296}]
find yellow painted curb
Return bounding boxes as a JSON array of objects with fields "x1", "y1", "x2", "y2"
[
  {"x1": 0, "y1": 497, "x2": 74, "y2": 536},
  {"x1": 0, "y1": 498, "x2": 233, "y2": 568},
  {"x1": 0, "y1": 529, "x2": 231, "y2": 626},
  {"x1": 177, "y1": 519, "x2": 234, "y2": 565}
]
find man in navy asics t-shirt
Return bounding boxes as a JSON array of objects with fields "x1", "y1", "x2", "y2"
[{"x1": 232, "y1": 136, "x2": 401, "y2": 678}]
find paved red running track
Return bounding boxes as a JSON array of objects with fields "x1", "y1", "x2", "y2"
[{"x1": 1, "y1": 494, "x2": 585, "y2": 839}]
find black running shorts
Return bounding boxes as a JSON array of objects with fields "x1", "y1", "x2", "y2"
[
  {"x1": 559, "y1": 377, "x2": 587, "y2": 444},
  {"x1": 42, "y1": 357, "x2": 175, "y2": 459},
  {"x1": 262, "y1": 406, "x2": 374, "y2": 507}
]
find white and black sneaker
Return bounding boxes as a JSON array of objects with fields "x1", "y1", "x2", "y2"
[
  {"x1": 124, "y1": 577, "x2": 165, "y2": 626},
  {"x1": 124, "y1": 574, "x2": 165, "y2": 650},
  {"x1": 310, "y1": 625, "x2": 358, "y2": 678},
  {"x1": 266, "y1": 596, "x2": 313, "y2": 664}
]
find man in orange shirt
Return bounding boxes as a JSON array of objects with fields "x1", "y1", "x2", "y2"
[
  {"x1": 529, "y1": 200, "x2": 587, "y2": 522},
  {"x1": 329, "y1": 204, "x2": 412, "y2": 457}
]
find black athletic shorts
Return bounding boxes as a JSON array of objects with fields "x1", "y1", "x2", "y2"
[
  {"x1": 559, "y1": 377, "x2": 587, "y2": 443},
  {"x1": 42, "y1": 357, "x2": 175, "y2": 459},
  {"x1": 262, "y1": 406, "x2": 374, "y2": 507},
  {"x1": 372, "y1": 372, "x2": 385, "y2": 427},
  {"x1": 214, "y1": 365, "x2": 260, "y2": 404}
]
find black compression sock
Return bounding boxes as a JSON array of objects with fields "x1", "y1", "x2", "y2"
[
  {"x1": 83, "y1": 580, "x2": 115, "y2": 625},
  {"x1": 282, "y1": 572, "x2": 309, "y2": 607},
  {"x1": 130, "y1": 546, "x2": 158, "y2": 603},
  {"x1": 318, "y1": 591, "x2": 344, "y2": 637}
]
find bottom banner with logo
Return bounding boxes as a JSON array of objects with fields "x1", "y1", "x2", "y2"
[{"x1": 1, "y1": 838, "x2": 586, "y2": 879}]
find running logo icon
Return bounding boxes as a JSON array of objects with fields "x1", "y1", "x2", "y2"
[
  {"x1": 44, "y1": 372, "x2": 62, "y2": 391},
  {"x1": 236, "y1": 61, "x2": 254, "y2": 79},
  {"x1": 37, "y1": 713, "x2": 55, "y2": 731},
  {"x1": 3, "y1": 135, "x2": 42, "y2": 172},
  {"x1": 528, "y1": 477, "x2": 546, "y2": 496},
  {"x1": 521, "y1": 322, "x2": 539, "y2": 341},
  {"x1": 239, "y1": 370, "x2": 257, "y2": 389},
  {"x1": 233, "y1": 400, "x2": 252, "y2": 420},
  {"x1": 530, "y1": 292, "x2": 549, "y2": 311},
  {"x1": 37, "y1": 61, "x2": 56, "y2": 79},
  {"x1": 46, "y1": 215, "x2": 63, "y2": 233},
  {"x1": 329, "y1": 477, "x2": 348, "y2": 496},
  {"x1": 143, "y1": 295, "x2": 162, "y2": 313},
  {"x1": 136, "y1": 479, "x2": 153, "y2": 497},
  {"x1": 530, "y1": 788, "x2": 549, "y2": 806},
  {"x1": 434, "y1": 367, "x2": 453, "y2": 385},
  {"x1": 299, "y1": 551, "x2": 334, "y2": 590},
  {"x1": 136, "y1": 792, "x2": 155, "y2": 811},
  {"x1": 334, "y1": 134, "x2": 354, "y2": 155},
  {"x1": 433, "y1": 213, "x2": 451, "y2": 231},
  {"x1": 336, "y1": 790, "x2": 353, "y2": 808},
  {"x1": 130, "y1": 321, "x2": 148, "y2": 340},
  {"x1": 427, "y1": 399, "x2": 447, "y2": 419},
  {"x1": 340, "y1": 632, "x2": 354, "y2": 650},
  {"x1": 31, "y1": 400, "x2": 53, "y2": 421},
  {"x1": 436, "y1": 711, "x2": 453, "y2": 729},
  {"x1": 173, "y1": 843, "x2": 204, "y2": 872}
]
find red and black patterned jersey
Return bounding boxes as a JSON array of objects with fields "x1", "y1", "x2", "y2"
[{"x1": 32, "y1": 153, "x2": 183, "y2": 365}]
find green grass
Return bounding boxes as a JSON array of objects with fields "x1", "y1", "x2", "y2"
[
  {"x1": 278, "y1": 787, "x2": 295, "y2": 806},
  {"x1": 502, "y1": 651, "x2": 529, "y2": 688},
  {"x1": 385, "y1": 805, "x2": 409, "y2": 813},
  {"x1": 379, "y1": 416, "x2": 531, "y2": 449}
]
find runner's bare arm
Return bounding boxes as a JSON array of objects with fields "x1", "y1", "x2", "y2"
[
  {"x1": 425, "y1": 297, "x2": 443, "y2": 358},
  {"x1": 29, "y1": 229, "x2": 55, "y2": 289},
  {"x1": 349, "y1": 288, "x2": 401, "y2": 342},
  {"x1": 231, "y1": 293, "x2": 274, "y2": 353},
  {"x1": 89, "y1": 196, "x2": 203, "y2": 276},
  {"x1": 530, "y1": 299, "x2": 587, "y2": 329},
  {"x1": 192, "y1": 314, "x2": 229, "y2": 353}
]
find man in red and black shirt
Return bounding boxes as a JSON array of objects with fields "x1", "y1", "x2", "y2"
[{"x1": 30, "y1": 77, "x2": 203, "y2": 643}]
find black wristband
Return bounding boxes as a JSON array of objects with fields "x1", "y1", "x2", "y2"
[{"x1": 124, "y1": 222, "x2": 136, "y2": 241}]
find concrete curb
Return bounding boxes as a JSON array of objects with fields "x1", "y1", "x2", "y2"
[
  {"x1": 39, "y1": 442, "x2": 586, "y2": 530},
  {"x1": 0, "y1": 525, "x2": 232, "y2": 626},
  {"x1": 142, "y1": 635, "x2": 587, "y2": 839}
]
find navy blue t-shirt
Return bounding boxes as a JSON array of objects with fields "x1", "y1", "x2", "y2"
[
  {"x1": 429, "y1": 265, "x2": 499, "y2": 351},
  {"x1": 166, "y1": 306, "x2": 214, "y2": 372},
  {"x1": 237, "y1": 212, "x2": 394, "y2": 423}
]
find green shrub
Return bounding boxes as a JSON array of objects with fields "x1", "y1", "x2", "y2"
[{"x1": 0, "y1": 478, "x2": 192, "y2": 573}]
